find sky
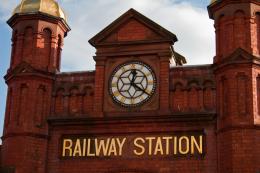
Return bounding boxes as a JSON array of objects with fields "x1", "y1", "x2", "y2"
[{"x1": 0, "y1": 0, "x2": 215, "y2": 139}]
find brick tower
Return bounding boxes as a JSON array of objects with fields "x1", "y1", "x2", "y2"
[
  {"x1": 1, "y1": 0, "x2": 70, "y2": 172},
  {"x1": 208, "y1": 0, "x2": 260, "y2": 172}
]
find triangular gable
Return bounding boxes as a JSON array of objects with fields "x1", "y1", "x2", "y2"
[
  {"x1": 89, "y1": 8, "x2": 178, "y2": 46},
  {"x1": 222, "y1": 48, "x2": 259, "y2": 63},
  {"x1": 4, "y1": 62, "x2": 52, "y2": 81},
  {"x1": 9, "y1": 62, "x2": 36, "y2": 74}
]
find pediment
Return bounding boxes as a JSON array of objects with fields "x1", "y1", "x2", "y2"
[
  {"x1": 220, "y1": 48, "x2": 260, "y2": 64},
  {"x1": 89, "y1": 8, "x2": 177, "y2": 46},
  {"x1": 9, "y1": 62, "x2": 36, "y2": 74},
  {"x1": 4, "y1": 62, "x2": 52, "y2": 81}
]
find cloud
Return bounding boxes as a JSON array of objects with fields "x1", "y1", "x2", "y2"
[
  {"x1": 0, "y1": 0, "x2": 20, "y2": 21},
  {"x1": 59, "y1": 0, "x2": 215, "y2": 71},
  {"x1": 0, "y1": 0, "x2": 215, "y2": 71}
]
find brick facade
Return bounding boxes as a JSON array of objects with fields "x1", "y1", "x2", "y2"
[{"x1": 0, "y1": 0, "x2": 260, "y2": 173}]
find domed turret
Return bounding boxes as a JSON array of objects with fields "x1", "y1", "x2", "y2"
[
  {"x1": 209, "y1": 0, "x2": 219, "y2": 5},
  {"x1": 2, "y1": 1, "x2": 70, "y2": 172},
  {"x1": 12, "y1": 0, "x2": 67, "y2": 22},
  {"x1": 7, "y1": 0, "x2": 70, "y2": 73}
]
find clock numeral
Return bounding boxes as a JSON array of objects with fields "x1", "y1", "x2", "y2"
[
  {"x1": 145, "y1": 89, "x2": 151, "y2": 95},
  {"x1": 139, "y1": 96, "x2": 144, "y2": 101},
  {"x1": 120, "y1": 96, "x2": 126, "y2": 103},
  {"x1": 145, "y1": 72, "x2": 152, "y2": 77},
  {"x1": 114, "y1": 74, "x2": 120, "y2": 78},
  {"x1": 111, "y1": 83, "x2": 117, "y2": 87},
  {"x1": 130, "y1": 64, "x2": 136, "y2": 69},
  {"x1": 148, "y1": 80, "x2": 154, "y2": 85},
  {"x1": 121, "y1": 66, "x2": 126, "y2": 72},
  {"x1": 113, "y1": 91, "x2": 120, "y2": 97}
]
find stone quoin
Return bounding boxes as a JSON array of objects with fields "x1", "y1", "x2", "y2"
[{"x1": 0, "y1": 0, "x2": 260, "y2": 173}]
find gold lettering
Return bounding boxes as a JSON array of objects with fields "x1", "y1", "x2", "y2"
[
  {"x1": 62, "y1": 139, "x2": 73, "y2": 157},
  {"x1": 174, "y1": 136, "x2": 177, "y2": 155},
  {"x1": 179, "y1": 136, "x2": 190, "y2": 154},
  {"x1": 146, "y1": 137, "x2": 155, "y2": 155},
  {"x1": 154, "y1": 137, "x2": 164, "y2": 155},
  {"x1": 95, "y1": 138, "x2": 111, "y2": 156},
  {"x1": 62, "y1": 135, "x2": 204, "y2": 158},
  {"x1": 191, "y1": 135, "x2": 203, "y2": 154},
  {"x1": 82, "y1": 139, "x2": 86, "y2": 156},
  {"x1": 134, "y1": 137, "x2": 145, "y2": 156},
  {"x1": 116, "y1": 138, "x2": 126, "y2": 156},
  {"x1": 73, "y1": 139, "x2": 82, "y2": 156},
  {"x1": 108, "y1": 138, "x2": 117, "y2": 156},
  {"x1": 87, "y1": 139, "x2": 95, "y2": 156},
  {"x1": 163, "y1": 136, "x2": 172, "y2": 155}
]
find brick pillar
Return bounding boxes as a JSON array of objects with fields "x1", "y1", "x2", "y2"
[
  {"x1": 48, "y1": 36, "x2": 58, "y2": 72},
  {"x1": 93, "y1": 56, "x2": 106, "y2": 117},
  {"x1": 209, "y1": 1, "x2": 260, "y2": 172},
  {"x1": 158, "y1": 52, "x2": 171, "y2": 114},
  {"x1": 2, "y1": 9, "x2": 70, "y2": 173}
]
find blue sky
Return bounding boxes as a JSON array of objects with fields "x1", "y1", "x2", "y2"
[{"x1": 0, "y1": 0, "x2": 215, "y2": 139}]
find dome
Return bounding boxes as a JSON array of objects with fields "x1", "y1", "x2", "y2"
[
  {"x1": 210, "y1": 0, "x2": 218, "y2": 5},
  {"x1": 12, "y1": 0, "x2": 67, "y2": 22}
]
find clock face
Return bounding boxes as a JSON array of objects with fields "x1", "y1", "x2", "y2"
[{"x1": 109, "y1": 61, "x2": 156, "y2": 107}]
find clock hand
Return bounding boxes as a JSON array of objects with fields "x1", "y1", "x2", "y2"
[
  {"x1": 132, "y1": 83, "x2": 151, "y2": 96},
  {"x1": 130, "y1": 69, "x2": 137, "y2": 84}
]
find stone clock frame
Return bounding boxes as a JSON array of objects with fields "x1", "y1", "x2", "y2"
[
  {"x1": 105, "y1": 56, "x2": 160, "y2": 112},
  {"x1": 108, "y1": 61, "x2": 157, "y2": 108}
]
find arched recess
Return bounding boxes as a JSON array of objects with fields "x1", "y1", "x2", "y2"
[
  {"x1": 219, "y1": 76, "x2": 229, "y2": 118},
  {"x1": 5, "y1": 88, "x2": 13, "y2": 126},
  {"x1": 187, "y1": 82, "x2": 200, "y2": 112},
  {"x1": 56, "y1": 35, "x2": 62, "y2": 70},
  {"x1": 17, "y1": 83, "x2": 29, "y2": 125},
  {"x1": 217, "y1": 14, "x2": 226, "y2": 58},
  {"x1": 34, "y1": 85, "x2": 47, "y2": 127},
  {"x1": 82, "y1": 86, "x2": 94, "y2": 114},
  {"x1": 203, "y1": 80, "x2": 215, "y2": 111},
  {"x1": 234, "y1": 10, "x2": 246, "y2": 50},
  {"x1": 257, "y1": 74, "x2": 260, "y2": 116},
  {"x1": 236, "y1": 72, "x2": 248, "y2": 116},
  {"x1": 256, "y1": 12, "x2": 260, "y2": 55},
  {"x1": 22, "y1": 26, "x2": 34, "y2": 63},
  {"x1": 42, "y1": 28, "x2": 52, "y2": 69},
  {"x1": 69, "y1": 87, "x2": 81, "y2": 114},
  {"x1": 172, "y1": 82, "x2": 185, "y2": 112},
  {"x1": 55, "y1": 88, "x2": 65, "y2": 115}
]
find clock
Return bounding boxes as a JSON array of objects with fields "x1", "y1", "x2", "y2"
[{"x1": 109, "y1": 61, "x2": 156, "y2": 107}]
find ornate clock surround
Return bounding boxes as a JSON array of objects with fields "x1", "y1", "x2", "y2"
[
  {"x1": 104, "y1": 56, "x2": 160, "y2": 113},
  {"x1": 109, "y1": 60, "x2": 157, "y2": 108}
]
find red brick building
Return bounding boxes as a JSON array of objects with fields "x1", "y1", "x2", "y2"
[{"x1": 0, "y1": 0, "x2": 260, "y2": 173}]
